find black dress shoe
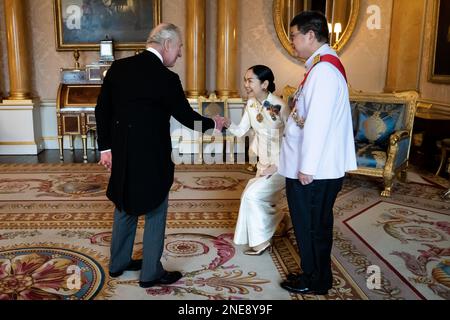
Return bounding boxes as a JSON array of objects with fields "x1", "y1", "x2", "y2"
[
  {"x1": 286, "y1": 272, "x2": 301, "y2": 281},
  {"x1": 109, "y1": 259, "x2": 142, "y2": 278},
  {"x1": 139, "y1": 271, "x2": 183, "y2": 288},
  {"x1": 280, "y1": 279, "x2": 329, "y2": 295}
]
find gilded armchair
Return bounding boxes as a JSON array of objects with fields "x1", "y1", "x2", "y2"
[
  {"x1": 349, "y1": 90, "x2": 418, "y2": 196},
  {"x1": 281, "y1": 86, "x2": 419, "y2": 196}
]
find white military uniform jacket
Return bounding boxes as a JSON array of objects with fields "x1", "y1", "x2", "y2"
[
  {"x1": 279, "y1": 44, "x2": 357, "y2": 180},
  {"x1": 229, "y1": 92, "x2": 289, "y2": 172}
]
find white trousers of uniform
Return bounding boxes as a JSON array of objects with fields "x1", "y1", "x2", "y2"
[{"x1": 233, "y1": 172, "x2": 285, "y2": 247}]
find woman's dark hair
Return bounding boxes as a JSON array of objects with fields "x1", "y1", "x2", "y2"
[
  {"x1": 290, "y1": 11, "x2": 329, "y2": 44},
  {"x1": 248, "y1": 65, "x2": 276, "y2": 93}
]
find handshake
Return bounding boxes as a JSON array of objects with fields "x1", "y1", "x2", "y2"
[{"x1": 212, "y1": 115, "x2": 231, "y2": 132}]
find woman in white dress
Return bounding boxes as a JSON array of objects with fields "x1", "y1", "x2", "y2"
[{"x1": 225, "y1": 65, "x2": 290, "y2": 255}]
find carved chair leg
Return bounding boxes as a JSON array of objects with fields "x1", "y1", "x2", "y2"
[{"x1": 381, "y1": 176, "x2": 393, "y2": 197}]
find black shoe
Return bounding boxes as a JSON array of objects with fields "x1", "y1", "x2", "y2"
[
  {"x1": 286, "y1": 272, "x2": 302, "y2": 281},
  {"x1": 280, "y1": 279, "x2": 329, "y2": 295},
  {"x1": 139, "y1": 271, "x2": 183, "y2": 288},
  {"x1": 109, "y1": 259, "x2": 142, "y2": 278}
]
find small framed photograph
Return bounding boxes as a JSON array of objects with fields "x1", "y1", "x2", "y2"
[
  {"x1": 60, "y1": 68, "x2": 86, "y2": 84},
  {"x1": 86, "y1": 65, "x2": 101, "y2": 81},
  {"x1": 86, "y1": 64, "x2": 112, "y2": 81},
  {"x1": 198, "y1": 94, "x2": 228, "y2": 133},
  {"x1": 198, "y1": 94, "x2": 228, "y2": 118}
]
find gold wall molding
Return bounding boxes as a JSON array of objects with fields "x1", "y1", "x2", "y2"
[
  {"x1": 0, "y1": 141, "x2": 38, "y2": 146},
  {"x1": 416, "y1": 99, "x2": 450, "y2": 120},
  {"x1": 0, "y1": 100, "x2": 34, "y2": 107},
  {"x1": 4, "y1": 0, "x2": 32, "y2": 100}
]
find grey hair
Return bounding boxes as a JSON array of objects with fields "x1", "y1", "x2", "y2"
[{"x1": 146, "y1": 23, "x2": 181, "y2": 46}]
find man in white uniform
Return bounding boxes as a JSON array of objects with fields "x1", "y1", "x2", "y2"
[{"x1": 278, "y1": 11, "x2": 357, "y2": 295}]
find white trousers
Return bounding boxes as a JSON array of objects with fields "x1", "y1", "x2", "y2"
[{"x1": 233, "y1": 173, "x2": 285, "y2": 247}]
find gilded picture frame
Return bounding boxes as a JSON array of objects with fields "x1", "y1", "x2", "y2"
[
  {"x1": 54, "y1": 0, "x2": 161, "y2": 51},
  {"x1": 196, "y1": 94, "x2": 229, "y2": 162},
  {"x1": 429, "y1": 0, "x2": 450, "y2": 83},
  {"x1": 198, "y1": 94, "x2": 228, "y2": 119},
  {"x1": 273, "y1": 0, "x2": 360, "y2": 58}
]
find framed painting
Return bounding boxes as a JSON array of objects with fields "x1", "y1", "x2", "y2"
[
  {"x1": 54, "y1": 0, "x2": 161, "y2": 51},
  {"x1": 429, "y1": 0, "x2": 450, "y2": 83},
  {"x1": 198, "y1": 93, "x2": 228, "y2": 119},
  {"x1": 197, "y1": 94, "x2": 229, "y2": 161}
]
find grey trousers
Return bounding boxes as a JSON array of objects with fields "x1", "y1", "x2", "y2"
[{"x1": 109, "y1": 196, "x2": 169, "y2": 282}]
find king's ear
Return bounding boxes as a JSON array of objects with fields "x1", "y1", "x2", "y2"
[{"x1": 163, "y1": 39, "x2": 171, "y2": 51}]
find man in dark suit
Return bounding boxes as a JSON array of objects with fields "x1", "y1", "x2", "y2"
[{"x1": 95, "y1": 23, "x2": 225, "y2": 288}]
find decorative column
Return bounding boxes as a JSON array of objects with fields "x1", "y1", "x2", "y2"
[
  {"x1": 185, "y1": 0, "x2": 206, "y2": 98},
  {"x1": 216, "y1": 0, "x2": 239, "y2": 98},
  {"x1": 384, "y1": 0, "x2": 427, "y2": 92},
  {"x1": 0, "y1": 0, "x2": 42, "y2": 155},
  {"x1": 4, "y1": 0, "x2": 32, "y2": 101}
]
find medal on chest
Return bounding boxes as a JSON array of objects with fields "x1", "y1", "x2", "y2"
[
  {"x1": 252, "y1": 101, "x2": 265, "y2": 123},
  {"x1": 288, "y1": 54, "x2": 323, "y2": 129},
  {"x1": 256, "y1": 113, "x2": 264, "y2": 123},
  {"x1": 292, "y1": 110, "x2": 305, "y2": 129},
  {"x1": 290, "y1": 89, "x2": 306, "y2": 129}
]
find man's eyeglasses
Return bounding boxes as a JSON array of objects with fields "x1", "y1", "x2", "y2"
[{"x1": 289, "y1": 31, "x2": 302, "y2": 42}]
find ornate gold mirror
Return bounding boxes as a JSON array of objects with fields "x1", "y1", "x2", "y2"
[{"x1": 273, "y1": 0, "x2": 360, "y2": 57}]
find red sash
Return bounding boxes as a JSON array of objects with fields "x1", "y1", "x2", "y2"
[{"x1": 300, "y1": 54, "x2": 347, "y2": 87}]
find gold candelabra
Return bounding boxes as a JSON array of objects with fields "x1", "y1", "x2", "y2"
[{"x1": 73, "y1": 50, "x2": 80, "y2": 69}]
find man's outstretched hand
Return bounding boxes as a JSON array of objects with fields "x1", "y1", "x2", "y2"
[
  {"x1": 213, "y1": 115, "x2": 227, "y2": 132},
  {"x1": 98, "y1": 150, "x2": 112, "y2": 171}
]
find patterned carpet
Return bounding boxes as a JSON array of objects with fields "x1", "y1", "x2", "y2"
[{"x1": 0, "y1": 163, "x2": 448, "y2": 300}]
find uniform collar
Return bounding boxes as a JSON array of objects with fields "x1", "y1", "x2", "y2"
[
  {"x1": 262, "y1": 92, "x2": 274, "y2": 105},
  {"x1": 146, "y1": 47, "x2": 163, "y2": 63},
  {"x1": 304, "y1": 44, "x2": 335, "y2": 71}
]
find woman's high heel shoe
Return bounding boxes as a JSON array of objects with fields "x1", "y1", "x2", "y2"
[{"x1": 244, "y1": 242, "x2": 272, "y2": 256}]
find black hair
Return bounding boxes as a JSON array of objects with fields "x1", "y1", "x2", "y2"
[
  {"x1": 248, "y1": 65, "x2": 276, "y2": 93},
  {"x1": 290, "y1": 11, "x2": 329, "y2": 44}
]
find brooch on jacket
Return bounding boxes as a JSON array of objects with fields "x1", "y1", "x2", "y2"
[{"x1": 263, "y1": 101, "x2": 282, "y2": 121}]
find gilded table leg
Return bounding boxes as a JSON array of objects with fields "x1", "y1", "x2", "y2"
[
  {"x1": 81, "y1": 113, "x2": 88, "y2": 163},
  {"x1": 58, "y1": 135, "x2": 64, "y2": 161},
  {"x1": 82, "y1": 135, "x2": 88, "y2": 163},
  {"x1": 69, "y1": 135, "x2": 74, "y2": 151}
]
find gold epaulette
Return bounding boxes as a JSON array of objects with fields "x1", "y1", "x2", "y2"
[{"x1": 313, "y1": 54, "x2": 321, "y2": 66}]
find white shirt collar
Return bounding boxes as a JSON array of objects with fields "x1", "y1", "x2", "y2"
[
  {"x1": 146, "y1": 47, "x2": 163, "y2": 63},
  {"x1": 305, "y1": 44, "x2": 335, "y2": 71}
]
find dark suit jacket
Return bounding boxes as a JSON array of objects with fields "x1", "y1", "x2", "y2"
[{"x1": 95, "y1": 50, "x2": 215, "y2": 215}]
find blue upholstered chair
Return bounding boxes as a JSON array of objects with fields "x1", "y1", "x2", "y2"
[
  {"x1": 282, "y1": 86, "x2": 419, "y2": 197},
  {"x1": 349, "y1": 90, "x2": 418, "y2": 196}
]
